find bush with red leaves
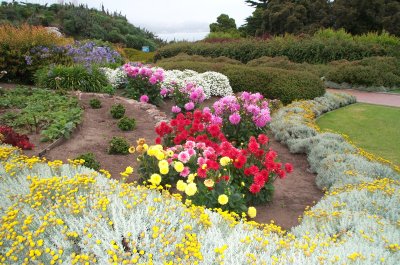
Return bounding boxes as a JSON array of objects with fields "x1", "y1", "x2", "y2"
[{"x1": 0, "y1": 126, "x2": 34, "y2": 150}]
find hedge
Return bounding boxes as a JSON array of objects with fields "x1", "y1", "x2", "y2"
[
  {"x1": 157, "y1": 59, "x2": 325, "y2": 104},
  {"x1": 154, "y1": 29, "x2": 400, "y2": 64}
]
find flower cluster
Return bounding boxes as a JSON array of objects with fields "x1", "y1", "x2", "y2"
[
  {"x1": 211, "y1": 92, "x2": 272, "y2": 144},
  {"x1": 123, "y1": 64, "x2": 165, "y2": 105},
  {"x1": 141, "y1": 110, "x2": 292, "y2": 214},
  {"x1": 0, "y1": 126, "x2": 34, "y2": 150},
  {"x1": 100, "y1": 67, "x2": 127, "y2": 89},
  {"x1": 162, "y1": 69, "x2": 233, "y2": 98},
  {"x1": 164, "y1": 82, "x2": 206, "y2": 114}
]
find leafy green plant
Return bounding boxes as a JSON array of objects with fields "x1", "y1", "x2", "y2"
[
  {"x1": 117, "y1": 117, "x2": 136, "y2": 131},
  {"x1": 0, "y1": 87, "x2": 82, "y2": 142},
  {"x1": 34, "y1": 65, "x2": 109, "y2": 92},
  {"x1": 108, "y1": 136, "x2": 130, "y2": 155},
  {"x1": 110, "y1": 104, "x2": 125, "y2": 119},
  {"x1": 89, "y1": 98, "x2": 102, "y2": 109},
  {"x1": 75, "y1": 152, "x2": 101, "y2": 171}
]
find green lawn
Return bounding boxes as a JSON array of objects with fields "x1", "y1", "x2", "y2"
[
  {"x1": 317, "y1": 103, "x2": 400, "y2": 166},
  {"x1": 390, "y1": 88, "x2": 400, "y2": 94}
]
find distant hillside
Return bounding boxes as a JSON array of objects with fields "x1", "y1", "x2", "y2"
[{"x1": 0, "y1": 1, "x2": 163, "y2": 51}]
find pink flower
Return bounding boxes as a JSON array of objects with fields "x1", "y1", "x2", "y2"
[
  {"x1": 180, "y1": 167, "x2": 190, "y2": 177},
  {"x1": 229, "y1": 113, "x2": 241, "y2": 125},
  {"x1": 187, "y1": 148, "x2": 196, "y2": 157},
  {"x1": 184, "y1": 141, "x2": 195, "y2": 149},
  {"x1": 160, "y1": 88, "x2": 169, "y2": 97},
  {"x1": 140, "y1": 95, "x2": 149, "y2": 103},
  {"x1": 184, "y1": 102, "x2": 195, "y2": 111},
  {"x1": 149, "y1": 76, "x2": 158, "y2": 85},
  {"x1": 178, "y1": 151, "x2": 190, "y2": 163},
  {"x1": 172, "y1": 105, "x2": 181, "y2": 113}
]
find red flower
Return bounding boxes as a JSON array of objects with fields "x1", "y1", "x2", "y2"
[
  {"x1": 257, "y1": 134, "x2": 269, "y2": 145},
  {"x1": 207, "y1": 124, "x2": 221, "y2": 138},
  {"x1": 233, "y1": 155, "x2": 247, "y2": 169},
  {"x1": 254, "y1": 173, "x2": 265, "y2": 186},
  {"x1": 248, "y1": 137, "x2": 260, "y2": 154},
  {"x1": 249, "y1": 183, "x2": 262, "y2": 194},
  {"x1": 285, "y1": 163, "x2": 294, "y2": 173},
  {"x1": 197, "y1": 167, "x2": 207, "y2": 178},
  {"x1": 277, "y1": 169, "x2": 286, "y2": 179},
  {"x1": 221, "y1": 175, "x2": 230, "y2": 181},
  {"x1": 155, "y1": 137, "x2": 162, "y2": 144}
]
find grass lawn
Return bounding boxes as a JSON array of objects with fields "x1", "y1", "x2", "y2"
[
  {"x1": 390, "y1": 88, "x2": 400, "y2": 94},
  {"x1": 317, "y1": 103, "x2": 400, "y2": 166}
]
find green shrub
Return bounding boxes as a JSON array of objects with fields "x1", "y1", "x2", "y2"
[
  {"x1": 121, "y1": 48, "x2": 155, "y2": 63},
  {"x1": 157, "y1": 57, "x2": 325, "y2": 104},
  {"x1": 34, "y1": 65, "x2": 109, "y2": 92},
  {"x1": 155, "y1": 29, "x2": 400, "y2": 64},
  {"x1": 102, "y1": 84, "x2": 116, "y2": 95},
  {"x1": 108, "y1": 136, "x2": 130, "y2": 155},
  {"x1": 117, "y1": 117, "x2": 136, "y2": 131},
  {"x1": 89, "y1": 98, "x2": 102, "y2": 109},
  {"x1": 75, "y1": 152, "x2": 101, "y2": 170},
  {"x1": 325, "y1": 57, "x2": 400, "y2": 89},
  {"x1": 110, "y1": 104, "x2": 125, "y2": 119}
]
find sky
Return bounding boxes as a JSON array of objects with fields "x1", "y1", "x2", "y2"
[{"x1": 8, "y1": 0, "x2": 255, "y2": 41}]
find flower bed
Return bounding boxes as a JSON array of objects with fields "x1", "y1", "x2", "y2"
[{"x1": 1, "y1": 140, "x2": 399, "y2": 264}]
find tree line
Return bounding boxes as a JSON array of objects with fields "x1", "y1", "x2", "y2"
[{"x1": 210, "y1": 0, "x2": 400, "y2": 37}]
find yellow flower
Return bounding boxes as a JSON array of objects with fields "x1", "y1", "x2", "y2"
[
  {"x1": 218, "y1": 194, "x2": 229, "y2": 205},
  {"x1": 128, "y1": 146, "x2": 135, "y2": 154},
  {"x1": 176, "y1": 180, "x2": 187, "y2": 192},
  {"x1": 142, "y1": 144, "x2": 149, "y2": 151},
  {"x1": 149, "y1": 174, "x2": 162, "y2": 185},
  {"x1": 158, "y1": 160, "x2": 168, "y2": 169},
  {"x1": 155, "y1": 151, "x2": 165, "y2": 161},
  {"x1": 248, "y1": 207, "x2": 257, "y2": 218},
  {"x1": 174, "y1": 162, "x2": 184, "y2": 173},
  {"x1": 125, "y1": 166, "x2": 133, "y2": 174},
  {"x1": 159, "y1": 166, "x2": 169, "y2": 175},
  {"x1": 154, "y1": 144, "x2": 163, "y2": 150},
  {"x1": 185, "y1": 183, "x2": 197, "y2": 196},
  {"x1": 187, "y1": 174, "x2": 195, "y2": 183},
  {"x1": 204, "y1": 179, "x2": 214, "y2": 188},
  {"x1": 147, "y1": 146, "x2": 157, "y2": 156},
  {"x1": 219, "y1": 156, "x2": 231, "y2": 166},
  {"x1": 166, "y1": 150, "x2": 174, "y2": 157}
]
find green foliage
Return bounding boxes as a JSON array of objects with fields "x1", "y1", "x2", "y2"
[
  {"x1": 157, "y1": 56, "x2": 325, "y2": 104},
  {"x1": 317, "y1": 103, "x2": 400, "y2": 166},
  {"x1": 117, "y1": 117, "x2": 136, "y2": 131},
  {"x1": 110, "y1": 104, "x2": 125, "y2": 119},
  {"x1": 123, "y1": 76, "x2": 163, "y2": 106},
  {"x1": 121, "y1": 48, "x2": 155, "y2": 63},
  {"x1": 0, "y1": 87, "x2": 82, "y2": 142},
  {"x1": 0, "y1": 1, "x2": 163, "y2": 48},
  {"x1": 108, "y1": 136, "x2": 130, "y2": 155},
  {"x1": 34, "y1": 65, "x2": 109, "y2": 92},
  {"x1": 242, "y1": 0, "x2": 400, "y2": 37},
  {"x1": 209, "y1": 14, "x2": 237, "y2": 33},
  {"x1": 155, "y1": 29, "x2": 400, "y2": 64},
  {"x1": 89, "y1": 98, "x2": 102, "y2": 109},
  {"x1": 325, "y1": 57, "x2": 400, "y2": 90},
  {"x1": 75, "y1": 152, "x2": 101, "y2": 171}
]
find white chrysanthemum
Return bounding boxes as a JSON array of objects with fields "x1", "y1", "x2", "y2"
[{"x1": 101, "y1": 67, "x2": 127, "y2": 89}]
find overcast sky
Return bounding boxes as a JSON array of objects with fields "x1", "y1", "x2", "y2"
[{"x1": 8, "y1": 0, "x2": 255, "y2": 41}]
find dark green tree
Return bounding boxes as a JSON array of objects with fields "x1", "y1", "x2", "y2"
[{"x1": 209, "y1": 14, "x2": 237, "y2": 32}]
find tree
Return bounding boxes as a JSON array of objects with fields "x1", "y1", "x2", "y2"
[
  {"x1": 245, "y1": 0, "x2": 269, "y2": 8},
  {"x1": 209, "y1": 14, "x2": 237, "y2": 33},
  {"x1": 332, "y1": 0, "x2": 385, "y2": 35}
]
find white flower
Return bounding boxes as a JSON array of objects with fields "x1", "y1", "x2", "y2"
[{"x1": 101, "y1": 67, "x2": 127, "y2": 89}]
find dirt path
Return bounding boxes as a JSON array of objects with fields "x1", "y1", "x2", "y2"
[
  {"x1": 159, "y1": 98, "x2": 324, "y2": 229},
  {"x1": 327, "y1": 88, "x2": 400, "y2": 107}
]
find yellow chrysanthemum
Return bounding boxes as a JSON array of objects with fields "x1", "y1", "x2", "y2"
[
  {"x1": 176, "y1": 180, "x2": 187, "y2": 192},
  {"x1": 219, "y1": 156, "x2": 231, "y2": 166},
  {"x1": 218, "y1": 194, "x2": 229, "y2": 205},
  {"x1": 159, "y1": 166, "x2": 169, "y2": 175},
  {"x1": 174, "y1": 162, "x2": 184, "y2": 173},
  {"x1": 155, "y1": 151, "x2": 165, "y2": 161},
  {"x1": 158, "y1": 160, "x2": 168, "y2": 169},
  {"x1": 248, "y1": 207, "x2": 257, "y2": 218},
  {"x1": 149, "y1": 174, "x2": 162, "y2": 186},
  {"x1": 185, "y1": 183, "x2": 197, "y2": 196},
  {"x1": 125, "y1": 166, "x2": 134, "y2": 174}
]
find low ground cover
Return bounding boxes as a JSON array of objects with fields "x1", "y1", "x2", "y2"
[
  {"x1": 317, "y1": 103, "x2": 400, "y2": 166},
  {"x1": 0, "y1": 87, "x2": 82, "y2": 142}
]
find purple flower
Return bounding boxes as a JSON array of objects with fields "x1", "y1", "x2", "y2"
[
  {"x1": 229, "y1": 113, "x2": 241, "y2": 125},
  {"x1": 140, "y1": 95, "x2": 149, "y2": 103},
  {"x1": 172, "y1": 105, "x2": 182, "y2": 113},
  {"x1": 184, "y1": 102, "x2": 195, "y2": 111}
]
